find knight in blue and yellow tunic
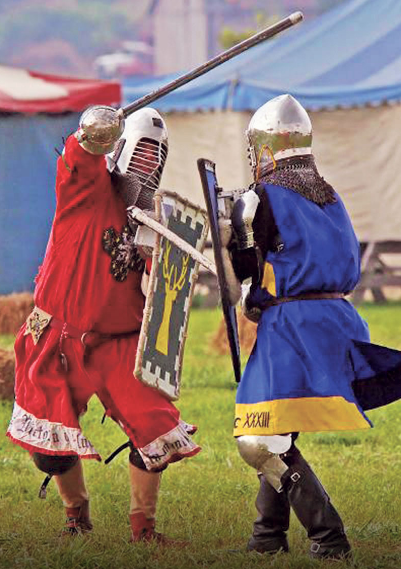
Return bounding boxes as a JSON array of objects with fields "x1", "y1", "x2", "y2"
[
  {"x1": 233, "y1": 140, "x2": 401, "y2": 440},
  {"x1": 235, "y1": 171, "x2": 373, "y2": 436},
  {"x1": 223, "y1": 94, "x2": 401, "y2": 560}
]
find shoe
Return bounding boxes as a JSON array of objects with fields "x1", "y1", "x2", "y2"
[
  {"x1": 309, "y1": 540, "x2": 352, "y2": 560},
  {"x1": 247, "y1": 537, "x2": 289, "y2": 554},
  {"x1": 61, "y1": 500, "x2": 93, "y2": 536},
  {"x1": 247, "y1": 539, "x2": 288, "y2": 554},
  {"x1": 129, "y1": 512, "x2": 187, "y2": 547}
]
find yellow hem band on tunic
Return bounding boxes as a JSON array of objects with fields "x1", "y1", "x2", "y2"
[{"x1": 233, "y1": 396, "x2": 371, "y2": 436}]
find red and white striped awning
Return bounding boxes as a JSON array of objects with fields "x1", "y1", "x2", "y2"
[{"x1": 0, "y1": 65, "x2": 121, "y2": 113}]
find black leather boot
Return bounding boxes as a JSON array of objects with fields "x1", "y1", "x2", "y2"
[
  {"x1": 281, "y1": 447, "x2": 352, "y2": 560},
  {"x1": 247, "y1": 473, "x2": 290, "y2": 554}
]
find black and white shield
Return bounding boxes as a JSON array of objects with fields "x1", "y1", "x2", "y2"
[
  {"x1": 135, "y1": 191, "x2": 209, "y2": 400},
  {"x1": 197, "y1": 158, "x2": 241, "y2": 383}
]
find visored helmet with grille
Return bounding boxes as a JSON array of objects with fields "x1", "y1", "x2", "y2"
[{"x1": 109, "y1": 107, "x2": 168, "y2": 193}]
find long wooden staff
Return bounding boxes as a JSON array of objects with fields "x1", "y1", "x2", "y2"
[{"x1": 121, "y1": 12, "x2": 303, "y2": 117}]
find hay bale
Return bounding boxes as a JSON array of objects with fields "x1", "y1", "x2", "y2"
[
  {"x1": 0, "y1": 348, "x2": 15, "y2": 400},
  {"x1": 211, "y1": 312, "x2": 257, "y2": 356},
  {"x1": 0, "y1": 292, "x2": 34, "y2": 335}
]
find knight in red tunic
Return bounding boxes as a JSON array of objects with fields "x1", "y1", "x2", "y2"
[{"x1": 7, "y1": 105, "x2": 201, "y2": 543}]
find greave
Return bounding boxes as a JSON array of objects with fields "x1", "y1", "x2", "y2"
[
  {"x1": 281, "y1": 447, "x2": 351, "y2": 559},
  {"x1": 247, "y1": 473, "x2": 290, "y2": 553}
]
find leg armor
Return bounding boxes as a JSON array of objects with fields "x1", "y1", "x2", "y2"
[
  {"x1": 32, "y1": 453, "x2": 80, "y2": 500},
  {"x1": 280, "y1": 445, "x2": 352, "y2": 560},
  {"x1": 247, "y1": 473, "x2": 290, "y2": 554},
  {"x1": 105, "y1": 441, "x2": 167, "y2": 472},
  {"x1": 237, "y1": 435, "x2": 292, "y2": 492},
  {"x1": 32, "y1": 453, "x2": 78, "y2": 475},
  {"x1": 129, "y1": 444, "x2": 147, "y2": 471},
  {"x1": 242, "y1": 437, "x2": 351, "y2": 559},
  {"x1": 129, "y1": 443, "x2": 167, "y2": 473},
  {"x1": 32, "y1": 454, "x2": 90, "y2": 533}
]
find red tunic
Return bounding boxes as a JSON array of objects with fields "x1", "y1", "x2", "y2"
[
  {"x1": 7, "y1": 135, "x2": 200, "y2": 470},
  {"x1": 35, "y1": 135, "x2": 144, "y2": 334}
]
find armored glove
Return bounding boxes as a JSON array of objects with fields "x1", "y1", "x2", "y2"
[
  {"x1": 134, "y1": 211, "x2": 158, "y2": 260},
  {"x1": 75, "y1": 105, "x2": 125, "y2": 155},
  {"x1": 241, "y1": 282, "x2": 262, "y2": 323},
  {"x1": 219, "y1": 217, "x2": 233, "y2": 247},
  {"x1": 141, "y1": 268, "x2": 151, "y2": 296},
  {"x1": 218, "y1": 217, "x2": 241, "y2": 305}
]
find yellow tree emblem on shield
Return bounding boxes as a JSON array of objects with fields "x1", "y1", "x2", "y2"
[{"x1": 156, "y1": 241, "x2": 190, "y2": 355}]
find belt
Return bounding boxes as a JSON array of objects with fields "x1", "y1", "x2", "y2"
[
  {"x1": 49, "y1": 317, "x2": 139, "y2": 373},
  {"x1": 262, "y1": 292, "x2": 345, "y2": 309},
  {"x1": 49, "y1": 318, "x2": 138, "y2": 350}
]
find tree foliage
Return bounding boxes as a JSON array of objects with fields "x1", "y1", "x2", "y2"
[
  {"x1": 219, "y1": 28, "x2": 255, "y2": 50},
  {"x1": 218, "y1": 10, "x2": 278, "y2": 49}
]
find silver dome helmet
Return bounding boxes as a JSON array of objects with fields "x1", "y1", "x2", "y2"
[
  {"x1": 109, "y1": 107, "x2": 168, "y2": 192},
  {"x1": 246, "y1": 94, "x2": 312, "y2": 180}
]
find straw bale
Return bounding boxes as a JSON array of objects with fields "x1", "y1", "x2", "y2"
[
  {"x1": 0, "y1": 292, "x2": 34, "y2": 335},
  {"x1": 0, "y1": 348, "x2": 15, "y2": 400},
  {"x1": 211, "y1": 312, "x2": 257, "y2": 356}
]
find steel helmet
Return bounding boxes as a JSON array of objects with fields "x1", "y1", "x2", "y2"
[{"x1": 246, "y1": 94, "x2": 312, "y2": 180}]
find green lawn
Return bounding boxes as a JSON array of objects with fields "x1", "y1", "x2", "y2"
[
  {"x1": 1, "y1": 305, "x2": 401, "y2": 568},
  {"x1": 0, "y1": 335, "x2": 15, "y2": 351}
]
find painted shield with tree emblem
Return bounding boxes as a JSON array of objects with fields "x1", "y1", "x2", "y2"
[{"x1": 135, "y1": 191, "x2": 209, "y2": 400}]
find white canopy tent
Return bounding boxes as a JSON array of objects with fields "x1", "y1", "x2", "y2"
[{"x1": 155, "y1": 103, "x2": 401, "y2": 244}]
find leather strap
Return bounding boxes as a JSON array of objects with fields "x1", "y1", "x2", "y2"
[
  {"x1": 49, "y1": 318, "x2": 137, "y2": 349},
  {"x1": 264, "y1": 292, "x2": 345, "y2": 309}
]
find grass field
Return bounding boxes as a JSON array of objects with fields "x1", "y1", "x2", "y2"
[{"x1": 1, "y1": 304, "x2": 401, "y2": 568}]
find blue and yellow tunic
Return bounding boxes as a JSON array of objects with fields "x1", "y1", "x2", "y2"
[{"x1": 234, "y1": 183, "x2": 401, "y2": 437}]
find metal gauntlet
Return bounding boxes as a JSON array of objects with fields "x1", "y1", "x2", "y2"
[{"x1": 75, "y1": 105, "x2": 125, "y2": 155}]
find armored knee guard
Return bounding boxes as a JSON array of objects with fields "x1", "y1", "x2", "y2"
[
  {"x1": 129, "y1": 444, "x2": 147, "y2": 471},
  {"x1": 237, "y1": 435, "x2": 292, "y2": 492},
  {"x1": 129, "y1": 443, "x2": 167, "y2": 473},
  {"x1": 32, "y1": 453, "x2": 80, "y2": 499},
  {"x1": 32, "y1": 453, "x2": 79, "y2": 476}
]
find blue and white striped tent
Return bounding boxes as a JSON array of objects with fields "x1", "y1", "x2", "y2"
[{"x1": 124, "y1": 0, "x2": 401, "y2": 112}]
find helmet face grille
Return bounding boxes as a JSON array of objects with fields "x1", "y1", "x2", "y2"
[
  {"x1": 109, "y1": 108, "x2": 169, "y2": 189},
  {"x1": 127, "y1": 138, "x2": 168, "y2": 192}
]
